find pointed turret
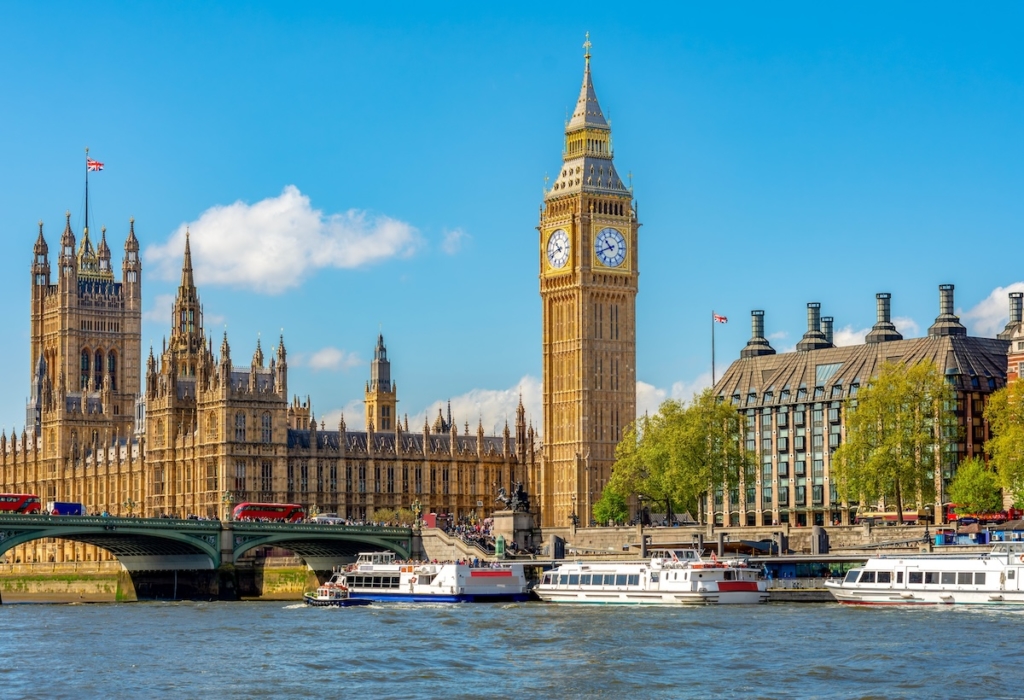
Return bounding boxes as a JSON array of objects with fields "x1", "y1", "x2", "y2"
[
  {"x1": 32, "y1": 221, "x2": 50, "y2": 287},
  {"x1": 252, "y1": 337, "x2": 264, "y2": 367},
  {"x1": 181, "y1": 229, "x2": 195, "y2": 290},
  {"x1": 97, "y1": 226, "x2": 112, "y2": 274},
  {"x1": 122, "y1": 218, "x2": 142, "y2": 304},
  {"x1": 59, "y1": 211, "x2": 77, "y2": 284}
]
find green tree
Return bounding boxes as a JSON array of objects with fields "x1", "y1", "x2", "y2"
[
  {"x1": 592, "y1": 486, "x2": 630, "y2": 525},
  {"x1": 832, "y1": 360, "x2": 957, "y2": 524},
  {"x1": 984, "y1": 379, "x2": 1024, "y2": 507},
  {"x1": 609, "y1": 389, "x2": 749, "y2": 525},
  {"x1": 947, "y1": 457, "x2": 1004, "y2": 515}
]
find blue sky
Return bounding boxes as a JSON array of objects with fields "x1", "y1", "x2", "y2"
[{"x1": 2, "y1": 3, "x2": 1023, "y2": 435}]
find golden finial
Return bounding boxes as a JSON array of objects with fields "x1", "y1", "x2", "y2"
[
  {"x1": 129, "y1": 216, "x2": 135, "y2": 224},
  {"x1": 628, "y1": 171, "x2": 633, "y2": 194},
  {"x1": 583, "y1": 32, "x2": 591, "y2": 65}
]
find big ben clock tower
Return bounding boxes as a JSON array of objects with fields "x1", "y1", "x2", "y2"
[{"x1": 538, "y1": 36, "x2": 638, "y2": 528}]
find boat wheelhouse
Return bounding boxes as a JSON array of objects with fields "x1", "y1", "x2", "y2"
[
  {"x1": 535, "y1": 549, "x2": 769, "y2": 605},
  {"x1": 825, "y1": 542, "x2": 1024, "y2": 605}
]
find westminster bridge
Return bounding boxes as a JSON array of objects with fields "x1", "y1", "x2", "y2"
[{"x1": 0, "y1": 514, "x2": 413, "y2": 600}]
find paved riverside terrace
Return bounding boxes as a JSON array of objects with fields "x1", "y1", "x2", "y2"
[{"x1": 0, "y1": 514, "x2": 412, "y2": 572}]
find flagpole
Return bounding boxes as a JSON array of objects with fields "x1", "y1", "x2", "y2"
[
  {"x1": 711, "y1": 310, "x2": 716, "y2": 386},
  {"x1": 84, "y1": 146, "x2": 90, "y2": 234}
]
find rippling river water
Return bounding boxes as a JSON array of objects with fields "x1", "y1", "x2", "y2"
[{"x1": 2, "y1": 601, "x2": 1022, "y2": 698}]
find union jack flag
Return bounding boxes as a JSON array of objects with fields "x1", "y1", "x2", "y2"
[
  {"x1": 86, "y1": 158, "x2": 104, "y2": 171},
  {"x1": 713, "y1": 313, "x2": 727, "y2": 323}
]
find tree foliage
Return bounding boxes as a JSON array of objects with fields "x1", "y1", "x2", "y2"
[
  {"x1": 609, "y1": 389, "x2": 749, "y2": 524},
  {"x1": 984, "y1": 379, "x2": 1024, "y2": 507},
  {"x1": 947, "y1": 457, "x2": 1004, "y2": 515},
  {"x1": 371, "y1": 507, "x2": 416, "y2": 525},
  {"x1": 832, "y1": 360, "x2": 957, "y2": 523},
  {"x1": 592, "y1": 486, "x2": 630, "y2": 525}
]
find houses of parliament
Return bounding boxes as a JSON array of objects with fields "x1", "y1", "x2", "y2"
[{"x1": 0, "y1": 42, "x2": 640, "y2": 558}]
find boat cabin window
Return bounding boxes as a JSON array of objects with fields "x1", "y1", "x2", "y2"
[
  {"x1": 957, "y1": 573, "x2": 971, "y2": 585},
  {"x1": 615, "y1": 574, "x2": 627, "y2": 586},
  {"x1": 627, "y1": 575, "x2": 640, "y2": 586},
  {"x1": 877, "y1": 572, "x2": 891, "y2": 584},
  {"x1": 650, "y1": 573, "x2": 659, "y2": 583},
  {"x1": 858, "y1": 571, "x2": 876, "y2": 583},
  {"x1": 568, "y1": 574, "x2": 580, "y2": 586},
  {"x1": 1008, "y1": 570, "x2": 1015, "y2": 580},
  {"x1": 908, "y1": 572, "x2": 923, "y2": 584},
  {"x1": 924, "y1": 572, "x2": 938, "y2": 584},
  {"x1": 941, "y1": 572, "x2": 956, "y2": 585},
  {"x1": 844, "y1": 570, "x2": 860, "y2": 584},
  {"x1": 975, "y1": 573, "x2": 986, "y2": 585},
  {"x1": 580, "y1": 574, "x2": 591, "y2": 585},
  {"x1": 543, "y1": 574, "x2": 552, "y2": 585},
  {"x1": 559, "y1": 575, "x2": 568, "y2": 585},
  {"x1": 896, "y1": 572, "x2": 903, "y2": 584},
  {"x1": 724, "y1": 571, "x2": 734, "y2": 581}
]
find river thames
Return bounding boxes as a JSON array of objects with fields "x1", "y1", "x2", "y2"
[{"x1": 2, "y1": 601, "x2": 1020, "y2": 698}]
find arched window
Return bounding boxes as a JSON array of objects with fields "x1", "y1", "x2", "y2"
[
  {"x1": 261, "y1": 412, "x2": 272, "y2": 444},
  {"x1": 107, "y1": 351, "x2": 117, "y2": 391},
  {"x1": 80, "y1": 349, "x2": 90, "y2": 390},
  {"x1": 235, "y1": 412, "x2": 246, "y2": 442},
  {"x1": 207, "y1": 413, "x2": 218, "y2": 441},
  {"x1": 94, "y1": 349, "x2": 103, "y2": 389},
  {"x1": 154, "y1": 419, "x2": 164, "y2": 448}
]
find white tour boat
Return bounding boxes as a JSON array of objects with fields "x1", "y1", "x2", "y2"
[
  {"x1": 303, "y1": 573, "x2": 373, "y2": 607},
  {"x1": 337, "y1": 551, "x2": 531, "y2": 603},
  {"x1": 534, "y1": 549, "x2": 769, "y2": 605},
  {"x1": 826, "y1": 542, "x2": 1024, "y2": 605}
]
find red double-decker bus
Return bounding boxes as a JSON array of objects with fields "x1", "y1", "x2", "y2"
[
  {"x1": 0, "y1": 494, "x2": 42, "y2": 514},
  {"x1": 232, "y1": 502, "x2": 305, "y2": 522}
]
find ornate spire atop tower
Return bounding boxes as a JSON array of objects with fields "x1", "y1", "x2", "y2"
[
  {"x1": 253, "y1": 337, "x2": 264, "y2": 367},
  {"x1": 34, "y1": 221, "x2": 48, "y2": 256},
  {"x1": 547, "y1": 35, "x2": 627, "y2": 200},
  {"x1": 181, "y1": 229, "x2": 195, "y2": 290},
  {"x1": 97, "y1": 226, "x2": 111, "y2": 273},
  {"x1": 124, "y1": 217, "x2": 139, "y2": 253}
]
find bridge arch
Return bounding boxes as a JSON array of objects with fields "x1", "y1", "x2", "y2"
[
  {"x1": 230, "y1": 523, "x2": 412, "y2": 570},
  {"x1": 0, "y1": 516, "x2": 222, "y2": 571}
]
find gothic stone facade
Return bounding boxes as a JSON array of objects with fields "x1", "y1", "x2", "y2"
[{"x1": 1, "y1": 223, "x2": 534, "y2": 563}]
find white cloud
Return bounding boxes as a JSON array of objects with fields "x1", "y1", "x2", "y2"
[
  {"x1": 636, "y1": 372, "x2": 714, "y2": 418},
  {"x1": 143, "y1": 293, "x2": 174, "y2": 324},
  {"x1": 298, "y1": 347, "x2": 363, "y2": 372},
  {"x1": 892, "y1": 316, "x2": 920, "y2": 338},
  {"x1": 962, "y1": 282, "x2": 1024, "y2": 337},
  {"x1": 441, "y1": 228, "x2": 469, "y2": 255},
  {"x1": 322, "y1": 399, "x2": 366, "y2": 431},
  {"x1": 767, "y1": 330, "x2": 788, "y2": 341},
  {"x1": 145, "y1": 185, "x2": 421, "y2": 294},
  {"x1": 832, "y1": 324, "x2": 869, "y2": 347}
]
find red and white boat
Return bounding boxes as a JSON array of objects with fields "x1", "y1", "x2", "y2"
[{"x1": 535, "y1": 549, "x2": 769, "y2": 605}]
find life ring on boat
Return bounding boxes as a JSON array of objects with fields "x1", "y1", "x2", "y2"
[
  {"x1": 1018, "y1": 554, "x2": 1024, "y2": 564},
  {"x1": 410, "y1": 576, "x2": 417, "y2": 584}
]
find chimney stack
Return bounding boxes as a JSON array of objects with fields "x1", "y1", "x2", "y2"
[
  {"x1": 821, "y1": 316, "x2": 834, "y2": 346},
  {"x1": 797, "y1": 303, "x2": 831, "y2": 351},
  {"x1": 927, "y1": 284, "x2": 967, "y2": 338},
  {"x1": 865, "y1": 292, "x2": 903, "y2": 344},
  {"x1": 998, "y1": 291, "x2": 1024, "y2": 340},
  {"x1": 740, "y1": 310, "x2": 776, "y2": 358}
]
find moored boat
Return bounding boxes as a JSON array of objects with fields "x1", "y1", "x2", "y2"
[
  {"x1": 825, "y1": 542, "x2": 1024, "y2": 605},
  {"x1": 339, "y1": 551, "x2": 531, "y2": 603},
  {"x1": 303, "y1": 572, "x2": 373, "y2": 607},
  {"x1": 534, "y1": 549, "x2": 769, "y2": 605}
]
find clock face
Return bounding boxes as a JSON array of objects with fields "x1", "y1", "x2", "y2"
[
  {"x1": 547, "y1": 229, "x2": 570, "y2": 269},
  {"x1": 595, "y1": 227, "x2": 626, "y2": 268}
]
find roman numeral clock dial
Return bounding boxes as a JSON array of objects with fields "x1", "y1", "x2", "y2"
[
  {"x1": 547, "y1": 229, "x2": 570, "y2": 269},
  {"x1": 595, "y1": 227, "x2": 626, "y2": 268}
]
